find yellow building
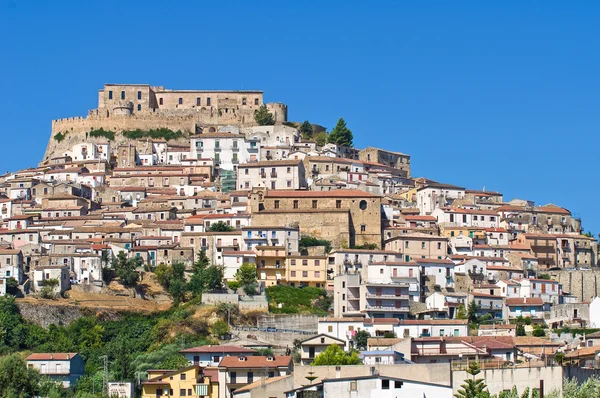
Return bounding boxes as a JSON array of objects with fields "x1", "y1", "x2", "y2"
[
  {"x1": 285, "y1": 255, "x2": 328, "y2": 288},
  {"x1": 440, "y1": 226, "x2": 486, "y2": 240},
  {"x1": 142, "y1": 366, "x2": 219, "y2": 398},
  {"x1": 255, "y1": 246, "x2": 287, "y2": 287}
]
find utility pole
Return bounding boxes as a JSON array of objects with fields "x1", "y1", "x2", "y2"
[{"x1": 100, "y1": 355, "x2": 108, "y2": 397}]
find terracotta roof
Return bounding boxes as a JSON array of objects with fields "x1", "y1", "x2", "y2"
[
  {"x1": 219, "y1": 355, "x2": 292, "y2": 368},
  {"x1": 265, "y1": 189, "x2": 378, "y2": 198},
  {"x1": 239, "y1": 160, "x2": 302, "y2": 167},
  {"x1": 180, "y1": 345, "x2": 256, "y2": 354},
  {"x1": 27, "y1": 353, "x2": 78, "y2": 361},
  {"x1": 505, "y1": 297, "x2": 544, "y2": 306},
  {"x1": 479, "y1": 324, "x2": 516, "y2": 330},
  {"x1": 565, "y1": 346, "x2": 600, "y2": 359}
]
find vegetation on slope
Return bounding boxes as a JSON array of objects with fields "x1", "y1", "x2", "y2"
[
  {"x1": 53, "y1": 132, "x2": 67, "y2": 142},
  {"x1": 266, "y1": 285, "x2": 332, "y2": 316},
  {"x1": 122, "y1": 128, "x2": 186, "y2": 141}
]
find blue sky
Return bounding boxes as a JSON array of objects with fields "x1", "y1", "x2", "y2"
[{"x1": 0, "y1": 1, "x2": 598, "y2": 231}]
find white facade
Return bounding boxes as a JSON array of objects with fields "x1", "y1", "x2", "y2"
[
  {"x1": 590, "y1": 297, "x2": 600, "y2": 328},
  {"x1": 236, "y1": 160, "x2": 306, "y2": 190},
  {"x1": 417, "y1": 185, "x2": 466, "y2": 215},
  {"x1": 190, "y1": 133, "x2": 260, "y2": 171}
]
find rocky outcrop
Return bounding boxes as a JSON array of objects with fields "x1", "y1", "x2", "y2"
[{"x1": 16, "y1": 301, "x2": 122, "y2": 328}]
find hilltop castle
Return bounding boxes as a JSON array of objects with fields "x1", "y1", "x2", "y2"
[{"x1": 44, "y1": 84, "x2": 288, "y2": 162}]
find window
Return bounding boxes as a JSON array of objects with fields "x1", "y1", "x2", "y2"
[
  {"x1": 291, "y1": 259, "x2": 296, "y2": 265},
  {"x1": 268, "y1": 371, "x2": 275, "y2": 378},
  {"x1": 315, "y1": 271, "x2": 320, "y2": 278},
  {"x1": 137, "y1": 104, "x2": 141, "y2": 111},
  {"x1": 248, "y1": 372, "x2": 253, "y2": 383},
  {"x1": 350, "y1": 381, "x2": 357, "y2": 391},
  {"x1": 197, "y1": 97, "x2": 201, "y2": 106},
  {"x1": 437, "y1": 242, "x2": 442, "y2": 249},
  {"x1": 255, "y1": 98, "x2": 259, "y2": 105},
  {"x1": 121, "y1": 91, "x2": 125, "y2": 100},
  {"x1": 287, "y1": 167, "x2": 291, "y2": 173},
  {"x1": 108, "y1": 91, "x2": 113, "y2": 99},
  {"x1": 287, "y1": 181, "x2": 292, "y2": 187},
  {"x1": 421, "y1": 242, "x2": 426, "y2": 249},
  {"x1": 303, "y1": 271, "x2": 308, "y2": 277},
  {"x1": 336, "y1": 200, "x2": 342, "y2": 209},
  {"x1": 180, "y1": 373, "x2": 186, "y2": 380},
  {"x1": 188, "y1": 389, "x2": 192, "y2": 396},
  {"x1": 359, "y1": 200, "x2": 367, "y2": 210},
  {"x1": 291, "y1": 271, "x2": 296, "y2": 277},
  {"x1": 395, "y1": 381, "x2": 403, "y2": 388},
  {"x1": 274, "y1": 200, "x2": 280, "y2": 209},
  {"x1": 231, "y1": 372, "x2": 236, "y2": 383},
  {"x1": 242, "y1": 97, "x2": 247, "y2": 105},
  {"x1": 328, "y1": 325, "x2": 333, "y2": 332},
  {"x1": 178, "y1": 97, "x2": 183, "y2": 105},
  {"x1": 293, "y1": 200, "x2": 299, "y2": 210},
  {"x1": 382, "y1": 379, "x2": 390, "y2": 389},
  {"x1": 312, "y1": 200, "x2": 318, "y2": 209},
  {"x1": 360, "y1": 224, "x2": 366, "y2": 232},
  {"x1": 302, "y1": 259, "x2": 308, "y2": 266},
  {"x1": 137, "y1": 91, "x2": 142, "y2": 100},
  {"x1": 405, "y1": 241, "x2": 409, "y2": 248},
  {"x1": 207, "y1": 97, "x2": 211, "y2": 106}
]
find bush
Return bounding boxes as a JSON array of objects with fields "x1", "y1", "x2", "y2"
[
  {"x1": 227, "y1": 281, "x2": 240, "y2": 291},
  {"x1": 122, "y1": 128, "x2": 185, "y2": 141},
  {"x1": 53, "y1": 132, "x2": 67, "y2": 142},
  {"x1": 532, "y1": 325, "x2": 546, "y2": 337},
  {"x1": 299, "y1": 236, "x2": 332, "y2": 254},
  {"x1": 211, "y1": 320, "x2": 229, "y2": 339},
  {"x1": 266, "y1": 285, "x2": 330, "y2": 315},
  {"x1": 89, "y1": 128, "x2": 115, "y2": 141}
]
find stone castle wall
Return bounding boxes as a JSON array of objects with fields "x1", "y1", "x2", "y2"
[{"x1": 43, "y1": 102, "x2": 287, "y2": 163}]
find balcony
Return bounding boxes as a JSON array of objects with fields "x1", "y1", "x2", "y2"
[
  {"x1": 214, "y1": 146, "x2": 221, "y2": 152},
  {"x1": 232, "y1": 159, "x2": 239, "y2": 164},
  {"x1": 260, "y1": 173, "x2": 267, "y2": 178},
  {"x1": 266, "y1": 154, "x2": 273, "y2": 160},
  {"x1": 366, "y1": 293, "x2": 409, "y2": 299},
  {"x1": 232, "y1": 146, "x2": 240, "y2": 152},
  {"x1": 477, "y1": 303, "x2": 503, "y2": 310},
  {"x1": 365, "y1": 305, "x2": 409, "y2": 312},
  {"x1": 270, "y1": 172, "x2": 278, "y2": 178}
]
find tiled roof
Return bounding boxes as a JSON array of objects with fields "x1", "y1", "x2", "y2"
[
  {"x1": 265, "y1": 189, "x2": 378, "y2": 198},
  {"x1": 505, "y1": 297, "x2": 544, "y2": 306},
  {"x1": 180, "y1": 345, "x2": 256, "y2": 354},
  {"x1": 219, "y1": 355, "x2": 292, "y2": 368},
  {"x1": 27, "y1": 353, "x2": 78, "y2": 361}
]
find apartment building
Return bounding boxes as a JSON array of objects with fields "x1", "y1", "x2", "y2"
[
  {"x1": 237, "y1": 160, "x2": 306, "y2": 190},
  {"x1": 190, "y1": 132, "x2": 260, "y2": 171},
  {"x1": 383, "y1": 232, "x2": 448, "y2": 262}
]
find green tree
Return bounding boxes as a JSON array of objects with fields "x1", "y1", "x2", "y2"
[
  {"x1": 467, "y1": 300, "x2": 479, "y2": 323},
  {"x1": 254, "y1": 105, "x2": 275, "y2": 125},
  {"x1": 154, "y1": 263, "x2": 173, "y2": 289},
  {"x1": 456, "y1": 304, "x2": 467, "y2": 320},
  {"x1": 311, "y1": 344, "x2": 361, "y2": 365},
  {"x1": 188, "y1": 250, "x2": 223, "y2": 298},
  {"x1": 168, "y1": 262, "x2": 187, "y2": 305},
  {"x1": 354, "y1": 330, "x2": 370, "y2": 351},
  {"x1": 211, "y1": 320, "x2": 229, "y2": 338},
  {"x1": 313, "y1": 131, "x2": 328, "y2": 146},
  {"x1": 454, "y1": 362, "x2": 491, "y2": 398},
  {"x1": 0, "y1": 353, "x2": 42, "y2": 397},
  {"x1": 236, "y1": 263, "x2": 258, "y2": 296},
  {"x1": 516, "y1": 324, "x2": 526, "y2": 336},
  {"x1": 113, "y1": 252, "x2": 139, "y2": 287},
  {"x1": 300, "y1": 120, "x2": 313, "y2": 139},
  {"x1": 327, "y1": 118, "x2": 353, "y2": 147},
  {"x1": 208, "y1": 221, "x2": 234, "y2": 232},
  {"x1": 532, "y1": 325, "x2": 546, "y2": 337},
  {"x1": 39, "y1": 278, "x2": 59, "y2": 299},
  {"x1": 299, "y1": 236, "x2": 332, "y2": 254}
]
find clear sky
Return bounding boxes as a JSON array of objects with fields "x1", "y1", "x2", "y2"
[{"x1": 0, "y1": 1, "x2": 598, "y2": 231}]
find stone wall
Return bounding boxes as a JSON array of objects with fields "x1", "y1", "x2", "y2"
[
  {"x1": 257, "y1": 314, "x2": 319, "y2": 332},
  {"x1": 16, "y1": 301, "x2": 121, "y2": 328},
  {"x1": 551, "y1": 270, "x2": 600, "y2": 301},
  {"x1": 452, "y1": 365, "x2": 563, "y2": 396}
]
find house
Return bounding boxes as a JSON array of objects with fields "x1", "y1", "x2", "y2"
[
  {"x1": 496, "y1": 280, "x2": 521, "y2": 298},
  {"x1": 237, "y1": 160, "x2": 306, "y2": 190},
  {"x1": 467, "y1": 292, "x2": 504, "y2": 319},
  {"x1": 478, "y1": 324, "x2": 517, "y2": 337},
  {"x1": 231, "y1": 375, "x2": 293, "y2": 398},
  {"x1": 190, "y1": 132, "x2": 259, "y2": 172},
  {"x1": 26, "y1": 353, "x2": 85, "y2": 387},
  {"x1": 299, "y1": 334, "x2": 346, "y2": 365},
  {"x1": 519, "y1": 278, "x2": 560, "y2": 304},
  {"x1": 359, "y1": 350, "x2": 407, "y2": 365},
  {"x1": 416, "y1": 183, "x2": 466, "y2": 215},
  {"x1": 417, "y1": 259, "x2": 455, "y2": 289},
  {"x1": 141, "y1": 366, "x2": 218, "y2": 398},
  {"x1": 217, "y1": 355, "x2": 293, "y2": 398},
  {"x1": 285, "y1": 374, "x2": 452, "y2": 398},
  {"x1": 180, "y1": 345, "x2": 256, "y2": 367},
  {"x1": 504, "y1": 297, "x2": 549, "y2": 325},
  {"x1": 383, "y1": 233, "x2": 448, "y2": 262},
  {"x1": 33, "y1": 265, "x2": 70, "y2": 294}
]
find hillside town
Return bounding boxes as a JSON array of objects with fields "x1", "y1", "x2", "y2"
[{"x1": 2, "y1": 84, "x2": 600, "y2": 397}]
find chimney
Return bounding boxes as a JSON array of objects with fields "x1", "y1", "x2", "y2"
[
  {"x1": 50, "y1": 354, "x2": 53, "y2": 360},
  {"x1": 523, "y1": 297, "x2": 526, "y2": 303},
  {"x1": 67, "y1": 354, "x2": 70, "y2": 360}
]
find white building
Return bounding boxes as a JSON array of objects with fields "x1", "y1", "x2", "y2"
[
  {"x1": 236, "y1": 160, "x2": 306, "y2": 190},
  {"x1": 190, "y1": 132, "x2": 260, "y2": 172},
  {"x1": 416, "y1": 183, "x2": 466, "y2": 215}
]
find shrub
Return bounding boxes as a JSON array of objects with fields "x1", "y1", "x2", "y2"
[
  {"x1": 89, "y1": 128, "x2": 115, "y2": 141},
  {"x1": 53, "y1": 132, "x2": 67, "y2": 142},
  {"x1": 227, "y1": 281, "x2": 240, "y2": 291},
  {"x1": 121, "y1": 128, "x2": 185, "y2": 141}
]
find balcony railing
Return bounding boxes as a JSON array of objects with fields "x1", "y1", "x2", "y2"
[
  {"x1": 270, "y1": 172, "x2": 278, "y2": 178},
  {"x1": 232, "y1": 146, "x2": 239, "y2": 152},
  {"x1": 365, "y1": 293, "x2": 409, "y2": 299},
  {"x1": 260, "y1": 173, "x2": 266, "y2": 178},
  {"x1": 365, "y1": 305, "x2": 409, "y2": 312}
]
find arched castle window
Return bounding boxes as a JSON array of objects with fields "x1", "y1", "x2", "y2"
[{"x1": 242, "y1": 98, "x2": 247, "y2": 105}]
